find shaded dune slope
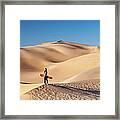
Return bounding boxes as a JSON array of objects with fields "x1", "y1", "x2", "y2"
[
  {"x1": 20, "y1": 41, "x2": 99, "y2": 83},
  {"x1": 20, "y1": 52, "x2": 99, "y2": 83},
  {"x1": 21, "y1": 41, "x2": 98, "y2": 72}
]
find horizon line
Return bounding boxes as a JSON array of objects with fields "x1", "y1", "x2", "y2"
[{"x1": 20, "y1": 40, "x2": 99, "y2": 48}]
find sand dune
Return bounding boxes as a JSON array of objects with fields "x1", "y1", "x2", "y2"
[
  {"x1": 21, "y1": 41, "x2": 99, "y2": 83},
  {"x1": 63, "y1": 66, "x2": 99, "y2": 83},
  {"x1": 20, "y1": 83, "x2": 41, "y2": 95},
  {"x1": 21, "y1": 52, "x2": 99, "y2": 84},
  {"x1": 48, "y1": 53, "x2": 99, "y2": 83},
  {"x1": 21, "y1": 41, "x2": 98, "y2": 72},
  {"x1": 21, "y1": 79, "x2": 100, "y2": 100},
  {"x1": 20, "y1": 41, "x2": 100, "y2": 100}
]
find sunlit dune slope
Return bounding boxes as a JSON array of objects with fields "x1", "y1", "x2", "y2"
[
  {"x1": 20, "y1": 41, "x2": 100, "y2": 99},
  {"x1": 20, "y1": 41, "x2": 98, "y2": 72},
  {"x1": 20, "y1": 83, "x2": 41, "y2": 95},
  {"x1": 48, "y1": 52, "x2": 99, "y2": 83},
  {"x1": 63, "y1": 66, "x2": 99, "y2": 83},
  {"x1": 21, "y1": 52, "x2": 99, "y2": 84}
]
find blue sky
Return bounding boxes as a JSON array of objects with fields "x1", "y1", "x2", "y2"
[{"x1": 20, "y1": 20, "x2": 100, "y2": 47}]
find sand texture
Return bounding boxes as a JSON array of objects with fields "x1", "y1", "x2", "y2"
[{"x1": 20, "y1": 41, "x2": 100, "y2": 100}]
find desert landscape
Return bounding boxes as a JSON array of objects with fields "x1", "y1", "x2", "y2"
[{"x1": 20, "y1": 40, "x2": 100, "y2": 100}]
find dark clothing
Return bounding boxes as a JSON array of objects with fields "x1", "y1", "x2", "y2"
[
  {"x1": 44, "y1": 69, "x2": 47, "y2": 76},
  {"x1": 44, "y1": 68, "x2": 48, "y2": 84},
  {"x1": 44, "y1": 68, "x2": 48, "y2": 85},
  {"x1": 44, "y1": 75, "x2": 48, "y2": 80},
  {"x1": 44, "y1": 76, "x2": 48, "y2": 85}
]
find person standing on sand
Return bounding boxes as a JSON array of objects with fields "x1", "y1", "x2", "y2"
[
  {"x1": 44, "y1": 68, "x2": 48, "y2": 85},
  {"x1": 40, "y1": 68, "x2": 52, "y2": 84}
]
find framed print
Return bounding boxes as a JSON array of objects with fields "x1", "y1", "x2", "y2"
[{"x1": 0, "y1": 0, "x2": 119, "y2": 119}]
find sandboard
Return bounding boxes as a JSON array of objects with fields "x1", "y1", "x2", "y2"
[
  {"x1": 39, "y1": 73, "x2": 53, "y2": 79},
  {"x1": 40, "y1": 73, "x2": 44, "y2": 77}
]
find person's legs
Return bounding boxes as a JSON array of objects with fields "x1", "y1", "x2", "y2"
[
  {"x1": 46, "y1": 76, "x2": 49, "y2": 84},
  {"x1": 44, "y1": 76, "x2": 48, "y2": 85},
  {"x1": 46, "y1": 79, "x2": 48, "y2": 84},
  {"x1": 44, "y1": 78, "x2": 46, "y2": 85},
  {"x1": 45, "y1": 80, "x2": 46, "y2": 85}
]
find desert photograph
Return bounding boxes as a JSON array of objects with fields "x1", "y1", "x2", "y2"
[{"x1": 20, "y1": 20, "x2": 100, "y2": 100}]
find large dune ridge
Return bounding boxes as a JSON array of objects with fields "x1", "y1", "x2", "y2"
[
  {"x1": 21, "y1": 41, "x2": 98, "y2": 72},
  {"x1": 20, "y1": 41, "x2": 100, "y2": 100}
]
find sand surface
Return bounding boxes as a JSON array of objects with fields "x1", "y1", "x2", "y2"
[
  {"x1": 21, "y1": 79, "x2": 100, "y2": 100},
  {"x1": 20, "y1": 41, "x2": 100, "y2": 100}
]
